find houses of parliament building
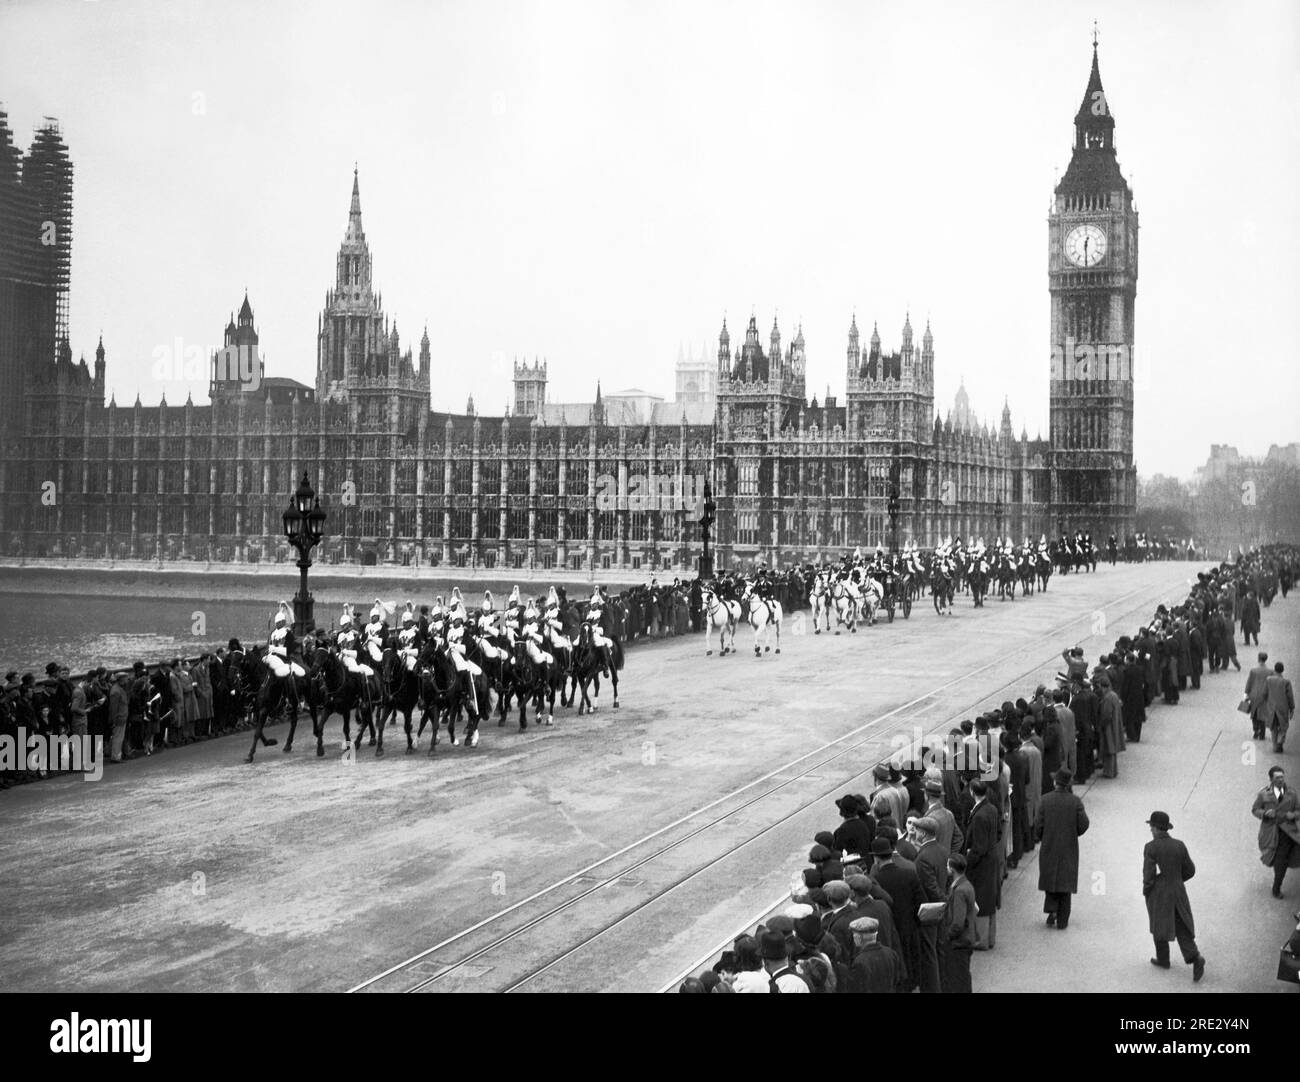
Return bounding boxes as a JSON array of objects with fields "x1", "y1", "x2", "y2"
[{"x1": 0, "y1": 45, "x2": 1138, "y2": 573}]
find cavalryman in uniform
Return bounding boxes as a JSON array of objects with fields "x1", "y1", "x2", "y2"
[
  {"x1": 396, "y1": 603, "x2": 420, "y2": 673},
  {"x1": 585, "y1": 588, "x2": 615, "y2": 677},
  {"x1": 267, "y1": 602, "x2": 306, "y2": 679},
  {"x1": 543, "y1": 586, "x2": 571, "y2": 653},
  {"x1": 520, "y1": 598, "x2": 554, "y2": 668},
  {"x1": 338, "y1": 605, "x2": 374, "y2": 677},
  {"x1": 445, "y1": 606, "x2": 482, "y2": 717},
  {"x1": 363, "y1": 600, "x2": 389, "y2": 667}
]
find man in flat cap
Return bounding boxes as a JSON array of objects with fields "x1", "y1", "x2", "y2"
[
  {"x1": 846, "y1": 917, "x2": 900, "y2": 994},
  {"x1": 846, "y1": 874, "x2": 901, "y2": 959},
  {"x1": 943, "y1": 854, "x2": 977, "y2": 993},
  {"x1": 1143, "y1": 811, "x2": 1205, "y2": 981},
  {"x1": 923, "y1": 775, "x2": 963, "y2": 856},
  {"x1": 1034, "y1": 769, "x2": 1089, "y2": 929},
  {"x1": 820, "y1": 879, "x2": 857, "y2": 955},
  {"x1": 912, "y1": 817, "x2": 947, "y2": 993}
]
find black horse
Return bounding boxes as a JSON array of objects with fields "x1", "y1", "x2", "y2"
[
  {"x1": 310, "y1": 647, "x2": 380, "y2": 757},
  {"x1": 417, "y1": 641, "x2": 487, "y2": 750},
  {"x1": 572, "y1": 624, "x2": 624, "y2": 715},
  {"x1": 377, "y1": 647, "x2": 422, "y2": 755},
  {"x1": 242, "y1": 648, "x2": 319, "y2": 764}
]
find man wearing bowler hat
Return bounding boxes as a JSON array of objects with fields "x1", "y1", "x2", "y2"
[{"x1": 1143, "y1": 811, "x2": 1205, "y2": 981}]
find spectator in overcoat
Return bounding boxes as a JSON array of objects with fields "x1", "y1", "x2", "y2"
[{"x1": 1034, "y1": 769, "x2": 1089, "y2": 930}]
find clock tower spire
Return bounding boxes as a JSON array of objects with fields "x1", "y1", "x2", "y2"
[{"x1": 1047, "y1": 38, "x2": 1138, "y2": 541}]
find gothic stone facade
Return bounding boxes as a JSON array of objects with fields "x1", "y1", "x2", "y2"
[{"x1": 0, "y1": 47, "x2": 1134, "y2": 569}]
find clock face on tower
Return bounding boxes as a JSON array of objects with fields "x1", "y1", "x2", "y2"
[{"x1": 1064, "y1": 223, "x2": 1107, "y2": 267}]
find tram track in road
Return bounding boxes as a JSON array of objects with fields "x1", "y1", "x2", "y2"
[{"x1": 349, "y1": 573, "x2": 1177, "y2": 993}]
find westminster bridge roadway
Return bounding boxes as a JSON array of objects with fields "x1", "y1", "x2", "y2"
[{"x1": 0, "y1": 560, "x2": 1294, "y2": 993}]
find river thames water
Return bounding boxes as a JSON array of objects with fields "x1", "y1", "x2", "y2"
[{"x1": 0, "y1": 571, "x2": 640, "y2": 674}]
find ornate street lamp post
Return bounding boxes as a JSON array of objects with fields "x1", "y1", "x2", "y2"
[
  {"x1": 698, "y1": 480, "x2": 716, "y2": 580},
  {"x1": 887, "y1": 441, "x2": 901, "y2": 555},
  {"x1": 994, "y1": 495, "x2": 1005, "y2": 541},
  {"x1": 282, "y1": 472, "x2": 327, "y2": 638}
]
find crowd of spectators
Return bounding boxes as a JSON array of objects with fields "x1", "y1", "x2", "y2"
[{"x1": 681, "y1": 544, "x2": 1298, "y2": 992}]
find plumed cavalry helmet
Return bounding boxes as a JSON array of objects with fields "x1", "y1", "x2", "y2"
[
  {"x1": 546, "y1": 586, "x2": 560, "y2": 610},
  {"x1": 482, "y1": 590, "x2": 494, "y2": 612},
  {"x1": 508, "y1": 585, "x2": 521, "y2": 607},
  {"x1": 339, "y1": 603, "x2": 354, "y2": 628},
  {"x1": 273, "y1": 600, "x2": 290, "y2": 626},
  {"x1": 524, "y1": 597, "x2": 540, "y2": 619},
  {"x1": 401, "y1": 601, "x2": 414, "y2": 626},
  {"x1": 430, "y1": 595, "x2": 445, "y2": 619}
]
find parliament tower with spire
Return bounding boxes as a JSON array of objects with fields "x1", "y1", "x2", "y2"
[
  {"x1": 316, "y1": 168, "x2": 430, "y2": 434},
  {"x1": 1047, "y1": 39, "x2": 1138, "y2": 538}
]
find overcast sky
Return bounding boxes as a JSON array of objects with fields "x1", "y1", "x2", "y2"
[{"x1": 3, "y1": 0, "x2": 1298, "y2": 478}]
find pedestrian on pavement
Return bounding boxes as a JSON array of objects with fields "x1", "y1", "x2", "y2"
[
  {"x1": 1120, "y1": 652, "x2": 1147, "y2": 742},
  {"x1": 1221, "y1": 615, "x2": 1242, "y2": 672},
  {"x1": 833, "y1": 793, "x2": 875, "y2": 864},
  {"x1": 1188, "y1": 616, "x2": 1206, "y2": 690},
  {"x1": 922, "y1": 776, "x2": 963, "y2": 857},
  {"x1": 1246, "y1": 652, "x2": 1273, "y2": 741},
  {"x1": 964, "y1": 779, "x2": 1001, "y2": 950},
  {"x1": 1071, "y1": 678, "x2": 1097, "y2": 783},
  {"x1": 108, "y1": 672, "x2": 130, "y2": 763},
  {"x1": 870, "y1": 836, "x2": 923, "y2": 990},
  {"x1": 846, "y1": 917, "x2": 901, "y2": 993},
  {"x1": 1143, "y1": 811, "x2": 1206, "y2": 982},
  {"x1": 1034, "y1": 768, "x2": 1090, "y2": 929},
  {"x1": 1264, "y1": 662, "x2": 1295, "y2": 753},
  {"x1": 1005, "y1": 734, "x2": 1030, "y2": 869},
  {"x1": 942, "y1": 853, "x2": 977, "y2": 993},
  {"x1": 1019, "y1": 720, "x2": 1043, "y2": 839},
  {"x1": 1252, "y1": 766, "x2": 1300, "y2": 898},
  {"x1": 1094, "y1": 674, "x2": 1123, "y2": 779},
  {"x1": 1241, "y1": 591, "x2": 1261, "y2": 647},
  {"x1": 912, "y1": 816, "x2": 947, "y2": 993}
]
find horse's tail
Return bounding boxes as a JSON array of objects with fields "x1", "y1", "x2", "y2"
[{"x1": 612, "y1": 639, "x2": 625, "y2": 671}]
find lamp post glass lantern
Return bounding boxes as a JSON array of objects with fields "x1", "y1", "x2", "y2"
[
  {"x1": 283, "y1": 472, "x2": 326, "y2": 637},
  {"x1": 698, "y1": 480, "x2": 716, "y2": 580}
]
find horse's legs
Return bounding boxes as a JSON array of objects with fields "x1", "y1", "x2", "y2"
[{"x1": 375, "y1": 702, "x2": 389, "y2": 757}]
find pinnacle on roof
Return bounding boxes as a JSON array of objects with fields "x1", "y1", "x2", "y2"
[
  {"x1": 870, "y1": 322, "x2": 880, "y2": 345},
  {"x1": 239, "y1": 291, "x2": 253, "y2": 321},
  {"x1": 350, "y1": 165, "x2": 362, "y2": 220},
  {"x1": 793, "y1": 323, "x2": 804, "y2": 347},
  {"x1": 849, "y1": 313, "x2": 859, "y2": 338}
]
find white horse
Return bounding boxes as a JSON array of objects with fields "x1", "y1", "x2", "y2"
[
  {"x1": 859, "y1": 575, "x2": 885, "y2": 626},
  {"x1": 741, "y1": 582, "x2": 783, "y2": 656},
  {"x1": 831, "y1": 576, "x2": 858, "y2": 634},
  {"x1": 701, "y1": 586, "x2": 741, "y2": 657},
  {"x1": 810, "y1": 570, "x2": 833, "y2": 634}
]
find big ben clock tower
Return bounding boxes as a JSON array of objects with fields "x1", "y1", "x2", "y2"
[{"x1": 1048, "y1": 39, "x2": 1138, "y2": 540}]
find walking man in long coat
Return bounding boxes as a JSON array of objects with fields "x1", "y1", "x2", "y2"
[
  {"x1": 964, "y1": 779, "x2": 1001, "y2": 950},
  {"x1": 1095, "y1": 674, "x2": 1123, "y2": 778},
  {"x1": 1143, "y1": 811, "x2": 1205, "y2": 981},
  {"x1": 1245, "y1": 652, "x2": 1272, "y2": 741},
  {"x1": 1034, "y1": 769, "x2": 1089, "y2": 929},
  {"x1": 1251, "y1": 766, "x2": 1300, "y2": 898}
]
